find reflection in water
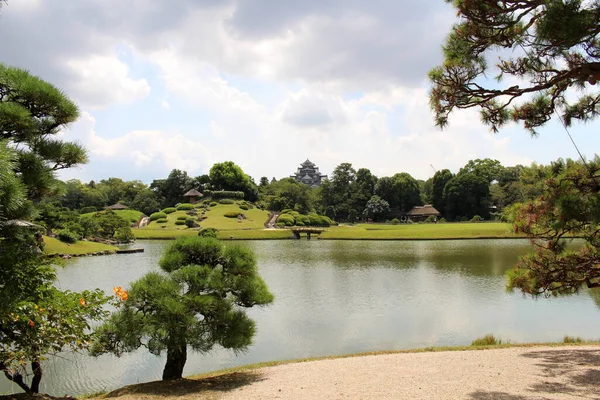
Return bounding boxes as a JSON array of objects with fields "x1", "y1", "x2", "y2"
[{"x1": 2, "y1": 239, "x2": 600, "y2": 396}]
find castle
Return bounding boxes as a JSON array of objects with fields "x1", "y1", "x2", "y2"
[{"x1": 291, "y1": 159, "x2": 328, "y2": 187}]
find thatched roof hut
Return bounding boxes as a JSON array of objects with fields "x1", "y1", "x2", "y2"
[
  {"x1": 407, "y1": 205, "x2": 441, "y2": 221},
  {"x1": 106, "y1": 203, "x2": 128, "y2": 210},
  {"x1": 183, "y1": 189, "x2": 203, "y2": 204}
]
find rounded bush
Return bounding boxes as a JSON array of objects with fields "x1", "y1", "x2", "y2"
[
  {"x1": 156, "y1": 218, "x2": 168, "y2": 224},
  {"x1": 176, "y1": 203, "x2": 195, "y2": 211},
  {"x1": 79, "y1": 206, "x2": 97, "y2": 214},
  {"x1": 150, "y1": 212, "x2": 167, "y2": 221},
  {"x1": 57, "y1": 229, "x2": 79, "y2": 244},
  {"x1": 239, "y1": 204, "x2": 249, "y2": 210},
  {"x1": 198, "y1": 227, "x2": 218, "y2": 238},
  {"x1": 219, "y1": 199, "x2": 234, "y2": 204},
  {"x1": 210, "y1": 202, "x2": 218, "y2": 206},
  {"x1": 224, "y1": 211, "x2": 241, "y2": 218},
  {"x1": 391, "y1": 218, "x2": 400, "y2": 225},
  {"x1": 424, "y1": 215, "x2": 437, "y2": 223},
  {"x1": 185, "y1": 217, "x2": 196, "y2": 228},
  {"x1": 276, "y1": 222, "x2": 285, "y2": 228},
  {"x1": 277, "y1": 214, "x2": 295, "y2": 226},
  {"x1": 177, "y1": 216, "x2": 187, "y2": 220},
  {"x1": 470, "y1": 215, "x2": 483, "y2": 223},
  {"x1": 162, "y1": 207, "x2": 177, "y2": 214},
  {"x1": 295, "y1": 221, "x2": 305, "y2": 226},
  {"x1": 281, "y1": 209, "x2": 293, "y2": 215},
  {"x1": 115, "y1": 227, "x2": 134, "y2": 242},
  {"x1": 438, "y1": 218, "x2": 447, "y2": 223},
  {"x1": 175, "y1": 220, "x2": 186, "y2": 225}
]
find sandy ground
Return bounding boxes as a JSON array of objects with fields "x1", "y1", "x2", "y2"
[
  {"x1": 217, "y1": 345, "x2": 600, "y2": 400},
  {"x1": 5, "y1": 345, "x2": 600, "y2": 400}
]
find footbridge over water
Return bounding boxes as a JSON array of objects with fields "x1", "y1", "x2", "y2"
[{"x1": 290, "y1": 228, "x2": 325, "y2": 240}]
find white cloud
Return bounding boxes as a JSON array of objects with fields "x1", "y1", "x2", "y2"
[
  {"x1": 65, "y1": 53, "x2": 151, "y2": 108},
  {"x1": 160, "y1": 100, "x2": 171, "y2": 110}
]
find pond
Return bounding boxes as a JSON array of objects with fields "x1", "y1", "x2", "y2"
[{"x1": 3, "y1": 239, "x2": 600, "y2": 396}]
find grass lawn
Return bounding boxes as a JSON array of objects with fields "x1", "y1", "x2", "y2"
[
  {"x1": 43, "y1": 236, "x2": 118, "y2": 255},
  {"x1": 80, "y1": 209, "x2": 144, "y2": 224},
  {"x1": 320, "y1": 222, "x2": 520, "y2": 240}
]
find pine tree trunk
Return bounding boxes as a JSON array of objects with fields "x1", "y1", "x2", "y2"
[
  {"x1": 162, "y1": 343, "x2": 187, "y2": 380},
  {"x1": 0, "y1": 361, "x2": 31, "y2": 393}
]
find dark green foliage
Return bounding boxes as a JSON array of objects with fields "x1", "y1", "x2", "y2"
[
  {"x1": 198, "y1": 228, "x2": 218, "y2": 238},
  {"x1": 325, "y1": 206, "x2": 336, "y2": 220},
  {"x1": 459, "y1": 159, "x2": 504, "y2": 184},
  {"x1": 363, "y1": 195, "x2": 391, "y2": 222},
  {"x1": 443, "y1": 173, "x2": 490, "y2": 221},
  {"x1": 211, "y1": 191, "x2": 245, "y2": 200},
  {"x1": 150, "y1": 169, "x2": 194, "y2": 208},
  {"x1": 430, "y1": 0, "x2": 600, "y2": 134},
  {"x1": 224, "y1": 211, "x2": 241, "y2": 218},
  {"x1": 174, "y1": 220, "x2": 185, "y2": 225},
  {"x1": 79, "y1": 206, "x2": 97, "y2": 214},
  {"x1": 262, "y1": 178, "x2": 315, "y2": 214},
  {"x1": 219, "y1": 199, "x2": 235, "y2": 204},
  {"x1": 276, "y1": 222, "x2": 285, "y2": 228},
  {"x1": 470, "y1": 215, "x2": 483, "y2": 223},
  {"x1": 156, "y1": 218, "x2": 168, "y2": 224},
  {"x1": 210, "y1": 202, "x2": 218, "y2": 206},
  {"x1": 432, "y1": 169, "x2": 453, "y2": 216},
  {"x1": 114, "y1": 227, "x2": 135, "y2": 242},
  {"x1": 150, "y1": 212, "x2": 168, "y2": 221},
  {"x1": 92, "y1": 237, "x2": 273, "y2": 380},
  {"x1": 177, "y1": 216, "x2": 187, "y2": 221},
  {"x1": 438, "y1": 218, "x2": 447, "y2": 223},
  {"x1": 162, "y1": 207, "x2": 177, "y2": 214},
  {"x1": 239, "y1": 204, "x2": 249, "y2": 210},
  {"x1": 209, "y1": 162, "x2": 257, "y2": 201},
  {"x1": 130, "y1": 189, "x2": 160, "y2": 216},
  {"x1": 176, "y1": 203, "x2": 194, "y2": 211},
  {"x1": 391, "y1": 218, "x2": 400, "y2": 225},
  {"x1": 94, "y1": 210, "x2": 133, "y2": 241},
  {"x1": 507, "y1": 157, "x2": 600, "y2": 297},
  {"x1": 348, "y1": 209, "x2": 358, "y2": 224},
  {"x1": 56, "y1": 229, "x2": 79, "y2": 244}
]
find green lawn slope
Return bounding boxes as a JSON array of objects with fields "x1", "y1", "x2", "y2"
[
  {"x1": 43, "y1": 236, "x2": 118, "y2": 255},
  {"x1": 321, "y1": 222, "x2": 520, "y2": 240}
]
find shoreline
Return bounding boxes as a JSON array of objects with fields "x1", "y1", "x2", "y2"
[{"x1": 74, "y1": 341, "x2": 600, "y2": 400}]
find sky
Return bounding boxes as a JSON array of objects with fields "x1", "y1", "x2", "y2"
[{"x1": 0, "y1": 0, "x2": 598, "y2": 184}]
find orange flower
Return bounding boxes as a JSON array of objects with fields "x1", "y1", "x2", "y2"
[
  {"x1": 80, "y1": 298, "x2": 86, "y2": 306},
  {"x1": 120, "y1": 291, "x2": 128, "y2": 301},
  {"x1": 113, "y1": 286, "x2": 128, "y2": 301},
  {"x1": 28, "y1": 320, "x2": 34, "y2": 327}
]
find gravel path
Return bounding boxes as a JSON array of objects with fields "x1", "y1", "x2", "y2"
[{"x1": 220, "y1": 345, "x2": 600, "y2": 400}]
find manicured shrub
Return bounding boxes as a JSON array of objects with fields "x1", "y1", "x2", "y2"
[
  {"x1": 295, "y1": 221, "x2": 305, "y2": 226},
  {"x1": 438, "y1": 218, "x2": 447, "y2": 223},
  {"x1": 211, "y1": 191, "x2": 244, "y2": 200},
  {"x1": 210, "y1": 202, "x2": 218, "y2": 206},
  {"x1": 177, "y1": 216, "x2": 187, "y2": 220},
  {"x1": 277, "y1": 214, "x2": 295, "y2": 226},
  {"x1": 276, "y1": 222, "x2": 285, "y2": 228},
  {"x1": 198, "y1": 227, "x2": 218, "y2": 238},
  {"x1": 391, "y1": 218, "x2": 400, "y2": 225},
  {"x1": 156, "y1": 218, "x2": 168, "y2": 224},
  {"x1": 175, "y1": 221, "x2": 186, "y2": 225},
  {"x1": 424, "y1": 215, "x2": 437, "y2": 223},
  {"x1": 224, "y1": 211, "x2": 241, "y2": 218},
  {"x1": 185, "y1": 217, "x2": 196, "y2": 228},
  {"x1": 56, "y1": 229, "x2": 79, "y2": 244},
  {"x1": 176, "y1": 203, "x2": 195, "y2": 211},
  {"x1": 149, "y1": 212, "x2": 167, "y2": 221},
  {"x1": 239, "y1": 204, "x2": 249, "y2": 210},
  {"x1": 296, "y1": 215, "x2": 310, "y2": 225},
  {"x1": 281, "y1": 209, "x2": 293, "y2": 215},
  {"x1": 219, "y1": 199, "x2": 235, "y2": 204},
  {"x1": 79, "y1": 206, "x2": 97, "y2": 214},
  {"x1": 162, "y1": 207, "x2": 177, "y2": 214},
  {"x1": 470, "y1": 215, "x2": 483, "y2": 223}
]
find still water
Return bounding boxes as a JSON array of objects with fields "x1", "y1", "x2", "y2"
[{"x1": 3, "y1": 239, "x2": 600, "y2": 396}]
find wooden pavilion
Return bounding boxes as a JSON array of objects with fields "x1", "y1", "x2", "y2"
[{"x1": 183, "y1": 189, "x2": 203, "y2": 204}]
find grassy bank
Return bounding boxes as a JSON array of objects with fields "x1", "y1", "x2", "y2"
[
  {"x1": 43, "y1": 236, "x2": 118, "y2": 255},
  {"x1": 133, "y1": 222, "x2": 521, "y2": 240}
]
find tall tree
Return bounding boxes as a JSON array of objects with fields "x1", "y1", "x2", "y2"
[
  {"x1": 321, "y1": 163, "x2": 356, "y2": 220},
  {"x1": 432, "y1": 169, "x2": 453, "y2": 216},
  {"x1": 459, "y1": 159, "x2": 504, "y2": 184},
  {"x1": 443, "y1": 173, "x2": 490, "y2": 221},
  {"x1": 209, "y1": 161, "x2": 258, "y2": 202},
  {"x1": 0, "y1": 66, "x2": 107, "y2": 393},
  {"x1": 351, "y1": 168, "x2": 378, "y2": 213},
  {"x1": 392, "y1": 172, "x2": 422, "y2": 212},
  {"x1": 150, "y1": 169, "x2": 193, "y2": 208},
  {"x1": 430, "y1": 0, "x2": 600, "y2": 134},
  {"x1": 92, "y1": 237, "x2": 273, "y2": 380}
]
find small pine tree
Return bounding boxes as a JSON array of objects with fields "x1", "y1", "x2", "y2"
[{"x1": 91, "y1": 237, "x2": 274, "y2": 380}]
